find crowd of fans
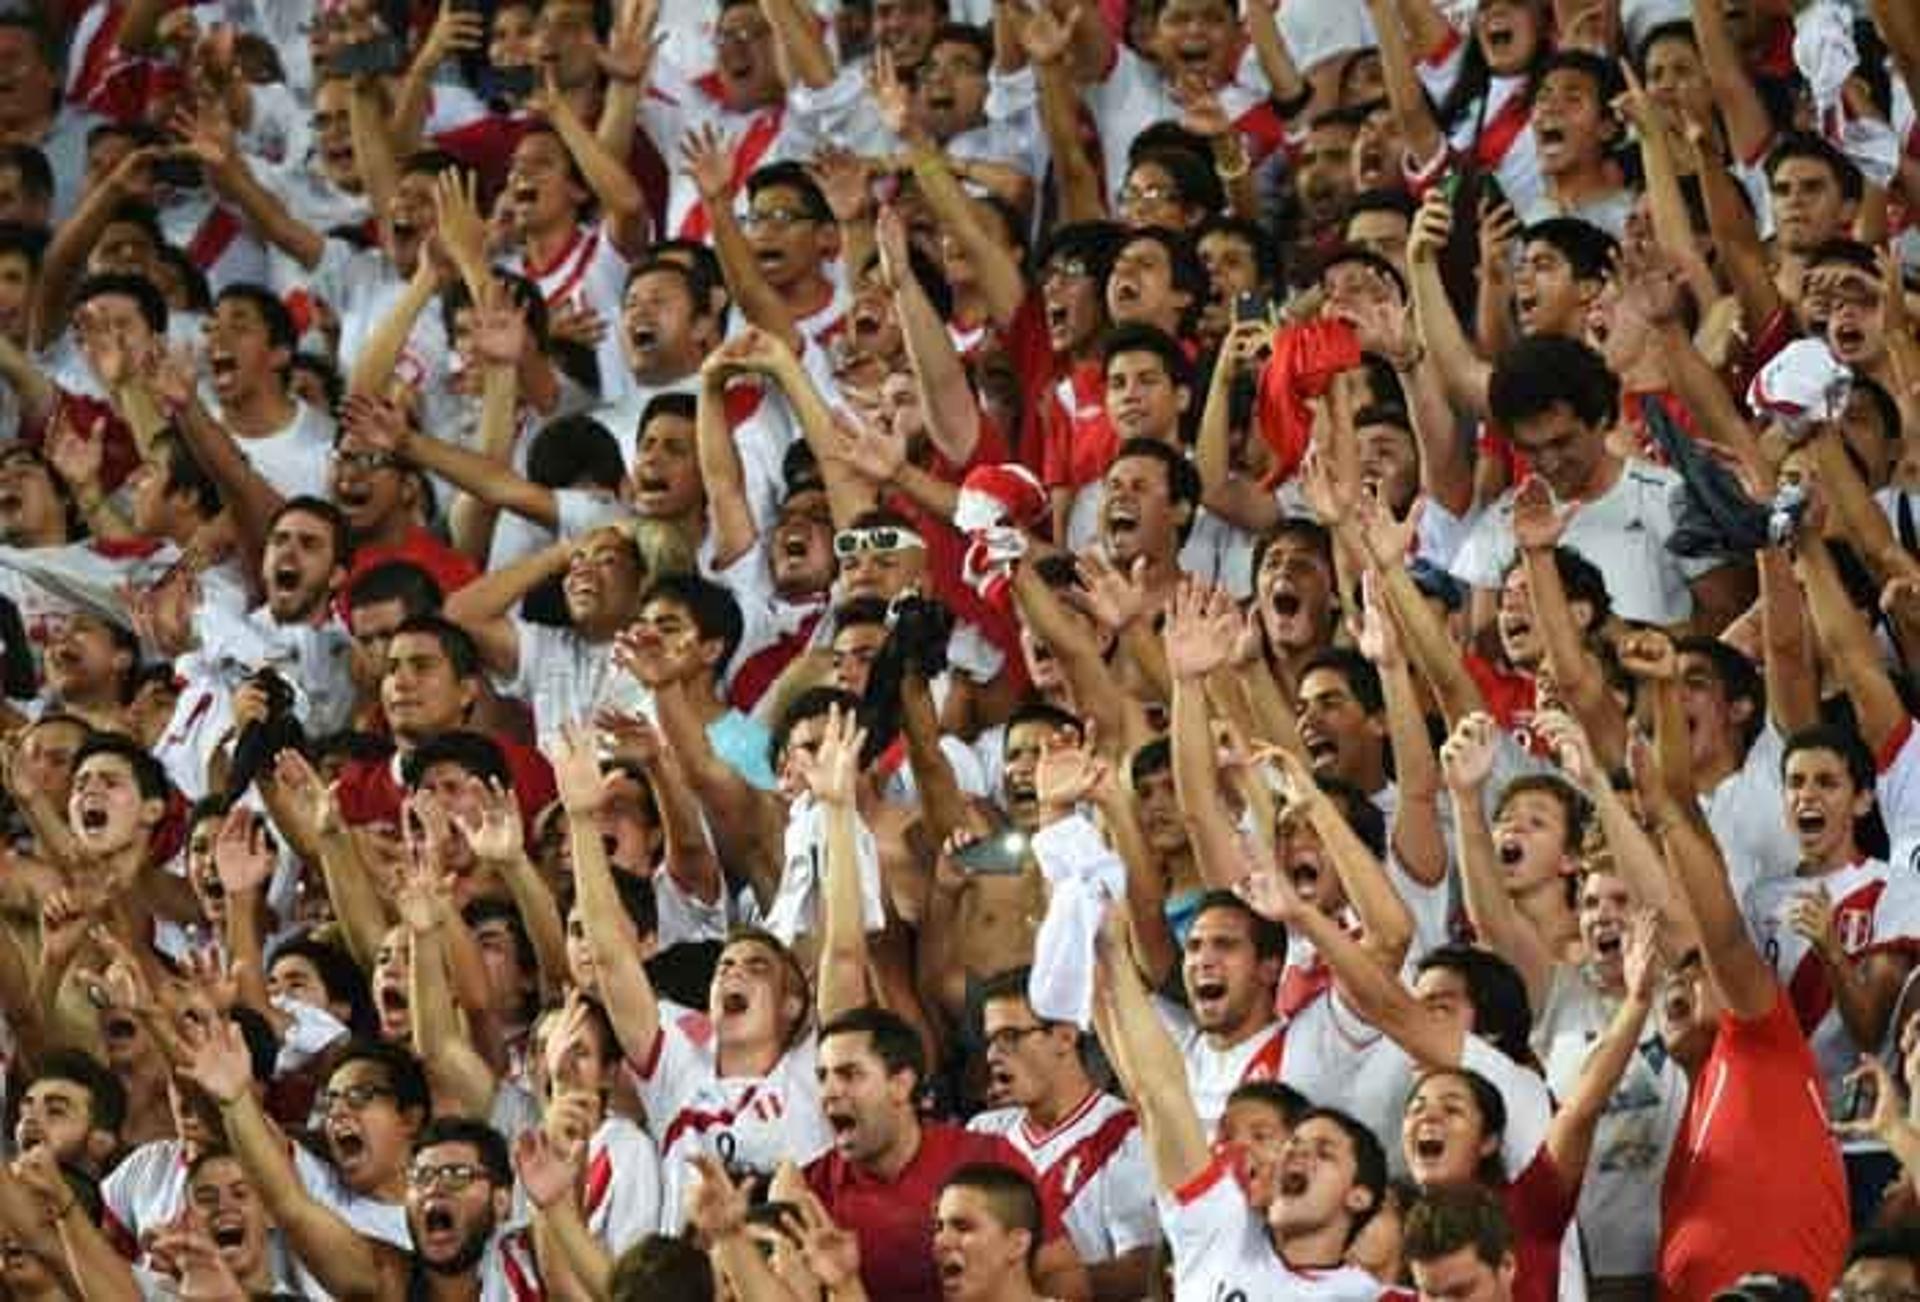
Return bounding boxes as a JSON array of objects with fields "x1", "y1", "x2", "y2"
[{"x1": 3, "y1": 0, "x2": 1920, "y2": 1296}]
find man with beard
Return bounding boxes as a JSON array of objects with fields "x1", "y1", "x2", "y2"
[
  {"x1": 147, "y1": 495, "x2": 357, "y2": 798},
  {"x1": 966, "y1": 970, "x2": 1157, "y2": 1298},
  {"x1": 185, "y1": 1028, "x2": 426, "y2": 1299},
  {"x1": 13, "y1": 1050, "x2": 123, "y2": 1177},
  {"x1": 805, "y1": 1006, "x2": 1083, "y2": 1302},
  {"x1": 405, "y1": 1118, "x2": 542, "y2": 1299}
]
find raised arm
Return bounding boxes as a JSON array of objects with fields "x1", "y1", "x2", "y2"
[
  {"x1": 1023, "y1": 6, "x2": 1106, "y2": 223},
  {"x1": 680, "y1": 125, "x2": 801, "y2": 348},
  {"x1": 908, "y1": 150, "x2": 1027, "y2": 329},
  {"x1": 645, "y1": 673, "x2": 786, "y2": 907},
  {"x1": 1091, "y1": 911, "x2": 1211, "y2": 1192},
  {"x1": 603, "y1": 711, "x2": 725, "y2": 911},
  {"x1": 1010, "y1": 556, "x2": 1152, "y2": 758},
  {"x1": 441, "y1": 537, "x2": 570, "y2": 679},
  {"x1": 405, "y1": 872, "x2": 501, "y2": 1119},
  {"x1": 1359, "y1": 581, "x2": 1449, "y2": 889},
  {"x1": 456, "y1": 780, "x2": 568, "y2": 1004},
  {"x1": 1440, "y1": 714, "x2": 1557, "y2": 1012},
  {"x1": 1362, "y1": 0, "x2": 1445, "y2": 177},
  {"x1": 1196, "y1": 322, "x2": 1284, "y2": 532},
  {"x1": 879, "y1": 207, "x2": 981, "y2": 469},
  {"x1": 1544, "y1": 912, "x2": 1659, "y2": 1180},
  {"x1": 549, "y1": 724, "x2": 662, "y2": 1067},
  {"x1": 1167, "y1": 582, "x2": 1260, "y2": 889},
  {"x1": 1272, "y1": 744, "x2": 1415, "y2": 974},
  {"x1": 1513, "y1": 481, "x2": 1627, "y2": 761},
  {"x1": 187, "y1": 101, "x2": 326, "y2": 270},
  {"x1": 697, "y1": 344, "x2": 767, "y2": 571},
  {"x1": 1690, "y1": 0, "x2": 1775, "y2": 169},
  {"x1": 1795, "y1": 496, "x2": 1907, "y2": 756},
  {"x1": 393, "y1": 4, "x2": 486, "y2": 149},
  {"x1": 540, "y1": 75, "x2": 651, "y2": 259},
  {"x1": 803, "y1": 706, "x2": 873, "y2": 1021},
  {"x1": 267, "y1": 750, "x2": 390, "y2": 971},
  {"x1": 184, "y1": 1020, "x2": 395, "y2": 1300},
  {"x1": 1405, "y1": 192, "x2": 1493, "y2": 417}
]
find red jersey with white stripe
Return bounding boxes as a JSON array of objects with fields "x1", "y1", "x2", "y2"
[
  {"x1": 1157, "y1": 1151, "x2": 1385, "y2": 1302},
  {"x1": 1155, "y1": 999, "x2": 1287, "y2": 1133},
  {"x1": 967, "y1": 1092, "x2": 1158, "y2": 1264},
  {"x1": 628, "y1": 1017, "x2": 831, "y2": 1233},
  {"x1": 1743, "y1": 858, "x2": 1920, "y2": 1108}
]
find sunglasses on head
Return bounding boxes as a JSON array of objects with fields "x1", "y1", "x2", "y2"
[{"x1": 833, "y1": 526, "x2": 926, "y2": 558}]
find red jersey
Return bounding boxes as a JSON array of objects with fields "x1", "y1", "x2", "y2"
[
  {"x1": 1658, "y1": 988, "x2": 1849, "y2": 1300},
  {"x1": 1040, "y1": 359, "x2": 1115, "y2": 494},
  {"x1": 1500, "y1": 1149, "x2": 1578, "y2": 1302},
  {"x1": 804, "y1": 1122, "x2": 1066, "y2": 1302},
  {"x1": 1463, "y1": 654, "x2": 1537, "y2": 736}
]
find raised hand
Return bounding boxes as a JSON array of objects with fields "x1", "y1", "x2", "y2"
[
  {"x1": 419, "y1": 3, "x2": 485, "y2": 69},
  {"x1": 180, "y1": 1011, "x2": 252, "y2": 1103},
  {"x1": 39, "y1": 888, "x2": 96, "y2": 973},
  {"x1": 271, "y1": 749, "x2": 342, "y2": 843},
  {"x1": 46, "y1": 413, "x2": 106, "y2": 494},
  {"x1": 1477, "y1": 194, "x2": 1521, "y2": 282},
  {"x1": 1297, "y1": 445, "x2": 1355, "y2": 529},
  {"x1": 869, "y1": 46, "x2": 918, "y2": 142},
  {"x1": 1174, "y1": 73, "x2": 1230, "y2": 138},
  {"x1": 1836, "y1": 1054, "x2": 1906, "y2": 1143},
  {"x1": 1611, "y1": 238, "x2": 1687, "y2": 328},
  {"x1": 340, "y1": 392, "x2": 410, "y2": 459},
  {"x1": 597, "y1": 0, "x2": 661, "y2": 84},
  {"x1": 1621, "y1": 908, "x2": 1665, "y2": 1002},
  {"x1": 834, "y1": 403, "x2": 906, "y2": 482},
  {"x1": 1406, "y1": 190, "x2": 1453, "y2": 267},
  {"x1": 792, "y1": 1188, "x2": 862, "y2": 1288},
  {"x1": 468, "y1": 280, "x2": 531, "y2": 369},
  {"x1": 213, "y1": 806, "x2": 275, "y2": 897},
  {"x1": 1438, "y1": 711, "x2": 1500, "y2": 794},
  {"x1": 1615, "y1": 629, "x2": 1678, "y2": 681},
  {"x1": 1510, "y1": 475, "x2": 1566, "y2": 551},
  {"x1": 791, "y1": 704, "x2": 866, "y2": 808},
  {"x1": 1074, "y1": 552, "x2": 1150, "y2": 633},
  {"x1": 810, "y1": 146, "x2": 875, "y2": 225},
  {"x1": 679, "y1": 124, "x2": 736, "y2": 204},
  {"x1": 1352, "y1": 572, "x2": 1403, "y2": 667},
  {"x1": 1018, "y1": 2, "x2": 1079, "y2": 66},
  {"x1": 452, "y1": 777, "x2": 524, "y2": 863},
  {"x1": 549, "y1": 721, "x2": 610, "y2": 815},
  {"x1": 685, "y1": 1153, "x2": 752, "y2": 1243},
  {"x1": 1236, "y1": 854, "x2": 1307, "y2": 925},
  {"x1": 1221, "y1": 318, "x2": 1275, "y2": 372},
  {"x1": 1162, "y1": 578, "x2": 1241, "y2": 681},
  {"x1": 432, "y1": 168, "x2": 488, "y2": 282},
  {"x1": 1034, "y1": 729, "x2": 1109, "y2": 815},
  {"x1": 513, "y1": 1127, "x2": 583, "y2": 1210},
  {"x1": 1530, "y1": 708, "x2": 1598, "y2": 789}
]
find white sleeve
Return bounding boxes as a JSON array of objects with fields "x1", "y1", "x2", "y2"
[
  {"x1": 1154, "y1": 1150, "x2": 1270, "y2": 1264},
  {"x1": 269, "y1": 997, "x2": 349, "y2": 1074},
  {"x1": 1449, "y1": 501, "x2": 1517, "y2": 593},
  {"x1": 589, "y1": 1123, "x2": 662, "y2": 1255},
  {"x1": 1458, "y1": 1035, "x2": 1553, "y2": 1180},
  {"x1": 1876, "y1": 718, "x2": 1920, "y2": 849},
  {"x1": 1102, "y1": 1126, "x2": 1164, "y2": 1254},
  {"x1": 553, "y1": 489, "x2": 634, "y2": 539},
  {"x1": 629, "y1": 1013, "x2": 710, "y2": 1134}
]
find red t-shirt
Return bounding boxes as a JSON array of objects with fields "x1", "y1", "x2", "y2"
[
  {"x1": 334, "y1": 738, "x2": 557, "y2": 833},
  {"x1": 1500, "y1": 1149, "x2": 1578, "y2": 1302},
  {"x1": 804, "y1": 1122, "x2": 1066, "y2": 1302},
  {"x1": 1659, "y1": 987, "x2": 1849, "y2": 1300},
  {"x1": 1039, "y1": 359, "x2": 1115, "y2": 494},
  {"x1": 1464, "y1": 654, "x2": 1537, "y2": 736},
  {"x1": 345, "y1": 526, "x2": 481, "y2": 604}
]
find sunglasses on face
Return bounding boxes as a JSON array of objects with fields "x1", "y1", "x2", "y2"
[{"x1": 834, "y1": 526, "x2": 926, "y2": 558}]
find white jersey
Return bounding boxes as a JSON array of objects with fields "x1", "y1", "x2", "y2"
[
  {"x1": 1451, "y1": 460, "x2": 1719, "y2": 627},
  {"x1": 1703, "y1": 723, "x2": 1800, "y2": 899},
  {"x1": 1533, "y1": 966, "x2": 1687, "y2": 1278},
  {"x1": 1275, "y1": 990, "x2": 1416, "y2": 1172},
  {"x1": 968, "y1": 1092, "x2": 1158, "y2": 1265},
  {"x1": 1878, "y1": 718, "x2": 1920, "y2": 871},
  {"x1": 1744, "y1": 859, "x2": 1920, "y2": 1109},
  {"x1": 102, "y1": 1138, "x2": 189, "y2": 1255},
  {"x1": 1158, "y1": 1151, "x2": 1385, "y2": 1302},
  {"x1": 629, "y1": 1017, "x2": 832, "y2": 1232},
  {"x1": 1154, "y1": 999, "x2": 1287, "y2": 1133},
  {"x1": 290, "y1": 1143, "x2": 412, "y2": 1299},
  {"x1": 582, "y1": 1116, "x2": 662, "y2": 1254},
  {"x1": 518, "y1": 222, "x2": 634, "y2": 405},
  {"x1": 216, "y1": 398, "x2": 337, "y2": 501}
]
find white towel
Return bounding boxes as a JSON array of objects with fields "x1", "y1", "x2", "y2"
[
  {"x1": 1028, "y1": 814, "x2": 1127, "y2": 1029},
  {"x1": 1794, "y1": 1, "x2": 1857, "y2": 135},
  {"x1": 764, "y1": 795, "x2": 888, "y2": 945}
]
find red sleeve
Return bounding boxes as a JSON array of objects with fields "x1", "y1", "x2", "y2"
[
  {"x1": 502, "y1": 742, "x2": 558, "y2": 827},
  {"x1": 334, "y1": 759, "x2": 403, "y2": 829}
]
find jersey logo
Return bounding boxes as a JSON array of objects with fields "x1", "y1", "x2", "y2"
[{"x1": 1836, "y1": 906, "x2": 1875, "y2": 953}]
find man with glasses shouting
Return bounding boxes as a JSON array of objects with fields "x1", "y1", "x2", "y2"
[{"x1": 183, "y1": 1024, "x2": 437, "y2": 1298}]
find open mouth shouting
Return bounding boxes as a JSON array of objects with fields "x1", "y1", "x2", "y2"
[
  {"x1": 327, "y1": 1117, "x2": 371, "y2": 1173},
  {"x1": 208, "y1": 345, "x2": 241, "y2": 397},
  {"x1": 1496, "y1": 837, "x2": 1526, "y2": 870},
  {"x1": 1587, "y1": 921, "x2": 1623, "y2": 963},
  {"x1": 1189, "y1": 975, "x2": 1230, "y2": 1022},
  {"x1": 1408, "y1": 1127, "x2": 1449, "y2": 1174},
  {"x1": 1791, "y1": 804, "x2": 1829, "y2": 845},
  {"x1": 418, "y1": 1199, "x2": 463, "y2": 1259},
  {"x1": 207, "y1": 1214, "x2": 247, "y2": 1252}
]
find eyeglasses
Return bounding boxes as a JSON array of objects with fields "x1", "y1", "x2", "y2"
[
  {"x1": 834, "y1": 526, "x2": 926, "y2": 558},
  {"x1": 715, "y1": 21, "x2": 768, "y2": 46},
  {"x1": 984, "y1": 1025, "x2": 1049, "y2": 1053},
  {"x1": 334, "y1": 448, "x2": 397, "y2": 472},
  {"x1": 408, "y1": 1161, "x2": 490, "y2": 1192},
  {"x1": 1120, "y1": 182, "x2": 1180, "y2": 207},
  {"x1": 317, "y1": 1083, "x2": 396, "y2": 1113},
  {"x1": 743, "y1": 206, "x2": 819, "y2": 231}
]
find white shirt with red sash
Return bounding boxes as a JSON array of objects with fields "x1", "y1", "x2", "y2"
[
  {"x1": 517, "y1": 221, "x2": 633, "y2": 405},
  {"x1": 582, "y1": 1116, "x2": 662, "y2": 1254},
  {"x1": 968, "y1": 1091, "x2": 1158, "y2": 1266},
  {"x1": 638, "y1": 65, "x2": 793, "y2": 242}
]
